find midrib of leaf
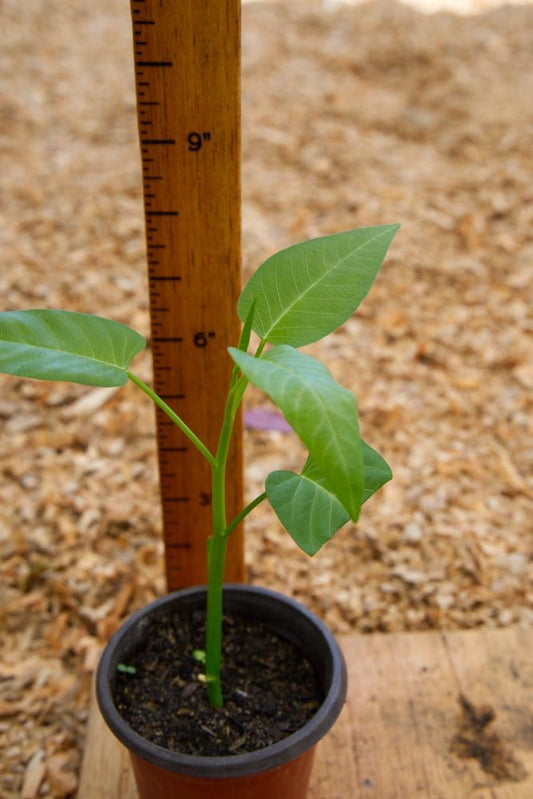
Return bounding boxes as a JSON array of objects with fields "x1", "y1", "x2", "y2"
[
  {"x1": 6, "y1": 314, "x2": 132, "y2": 370},
  {"x1": 7, "y1": 337, "x2": 128, "y2": 371},
  {"x1": 298, "y1": 475, "x2": 336, "y2": 529},
  {"x1": 255, "y1": 229, "x2": 387, "y2": 337},
  {"x1": 268, "y1": 356, "x2": 349, "y2": 442},
  {"x1": 231, "y1": 347, "x2": 362, "y2": 516}
]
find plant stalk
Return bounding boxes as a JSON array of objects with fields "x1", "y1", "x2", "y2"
[
  {"x1": 204, "y1": 374, "x2": 242, "y2": 707},
  {"x1": 127, "y1": 371, "x2": 216, "y2": 466},
  {"x1": 129, "y1": 363, "x2": 259, "y2": 708}
]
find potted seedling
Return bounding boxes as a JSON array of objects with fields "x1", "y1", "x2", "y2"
[{"x1": 0, "y1": 223, "x2": 398, "y2": 798}]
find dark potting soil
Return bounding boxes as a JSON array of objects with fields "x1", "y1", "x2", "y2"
[{"x1": 112, "y1": 606, "x2": 322, "y2": 757}]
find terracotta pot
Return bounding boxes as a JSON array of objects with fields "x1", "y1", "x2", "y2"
[{"x1": 96, "y1": 585, "x2": 347, "y2": 799}]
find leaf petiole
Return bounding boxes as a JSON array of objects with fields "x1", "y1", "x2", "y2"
[
  {"x1": 222, "y1": 492, "x2": 267, "y2": 540},
  {"x1": 127, "y1": 371, "x2": 217, "y2": 467}
]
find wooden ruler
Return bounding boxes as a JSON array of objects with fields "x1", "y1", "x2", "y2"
[{"x1": 129, "y1": 0, "x2": 244, "y2": 590}]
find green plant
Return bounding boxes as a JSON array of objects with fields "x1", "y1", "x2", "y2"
[{"x1": 0, "y1": 224, "x2": 398, "y2": 708}]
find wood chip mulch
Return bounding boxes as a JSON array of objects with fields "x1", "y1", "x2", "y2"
[{"x1": 1, "y1": 1, "x2": 532, "y2": 796}]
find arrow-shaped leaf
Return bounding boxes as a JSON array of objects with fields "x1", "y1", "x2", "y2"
[
  {"x1": 229, "y1": 344, "x2": 364, "y2": 520},
  {"x1": 265, "y1": 468, "x2": 349, "y2": 556},
  {"x1": 238, "y1": 224, "x2": 400, "y2": 347},
  {"x1": 265, "y1": 440, "x2": 392, "y2": 556},
  {"x1": 0, "y1": 310, "x2": 146, "y2": 387}
]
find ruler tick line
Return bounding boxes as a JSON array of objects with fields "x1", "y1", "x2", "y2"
[
  {"x1": 136, "y1": 60, "x2": 173, "y2": 67},
  {"x1": 141, "y1": 139, "x2": 176, "y2": 145},
  {"x1": 161, "y1": 448, "x2": 186, "y2": 454}
]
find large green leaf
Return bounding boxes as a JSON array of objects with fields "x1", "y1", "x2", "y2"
[
  {"x1": 265, "y1": 441, "x2": 392, "y2": 556},
  {"x1": 229, "y1": 345, "x2": 364, "y2": 519},
  {"x1": 0, "y1": 310, "x2": 146, "y2": 387},
  {"x1": 265, "y1": 468, "x2": 349, "y2": 556},
  {"x1": 238, "y1": 224, "x2": 400, "y2": 347}
]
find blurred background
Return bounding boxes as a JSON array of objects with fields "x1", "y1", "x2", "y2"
[{"x1": 1, "y1": 1, "x2": 531, "y2": 795}]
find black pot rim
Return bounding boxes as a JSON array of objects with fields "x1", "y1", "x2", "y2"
[{"x1": 96, "y1": 584, "x2": 347, "y2": 778}]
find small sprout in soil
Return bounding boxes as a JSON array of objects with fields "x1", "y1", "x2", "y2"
[
  {"x1": 117, "y1": 663, "x2": 137, "y2": 676},
  {"x1": 197, "y1": 673, "x2": 216, "y2": 684},
  {"x1": 192, "y1": 649, "x2": 207, "y2": 664}
]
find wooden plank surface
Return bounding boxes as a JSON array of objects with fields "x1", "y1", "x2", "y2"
[{"x1": 79, "y1": 627, "x2": 533, "y2": 798}]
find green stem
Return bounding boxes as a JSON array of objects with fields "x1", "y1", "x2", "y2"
[
  {"x1": 130, "y1": 339, "x2": 266, "y2": 708},
  {"x1": 203, "y1": 341, "x2": 271, "y2": 705},
  {"x1": 204, "y1": 374, "x2": 244, "y2": 707},
  {"x1": 127, "y1": 371, "x2": 216, "y2": 467},
  {"x1": 255, "y1": 339, "x2": 267, "y2": 358},
  {"x1": 205, "y1": 467, "x2": 227, "y2": 707},
  {"x1": 223, "y1": 492, "x2": 267, "y2": 540}
]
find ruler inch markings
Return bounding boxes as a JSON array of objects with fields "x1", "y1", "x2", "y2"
[
  {"x1": 141, "y1": 139, "x2": 176, "y2": 145},
  {"x1": 129, "y1": 0, "x2": 243, "y2": 590},
  {"x1": 136, "y1": 60, "x2": 173, "y2": 67}
]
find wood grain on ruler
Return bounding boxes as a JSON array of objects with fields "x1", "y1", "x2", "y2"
[{"x1": 129, "y1": 1, "x2": 243, "y2": 589}]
